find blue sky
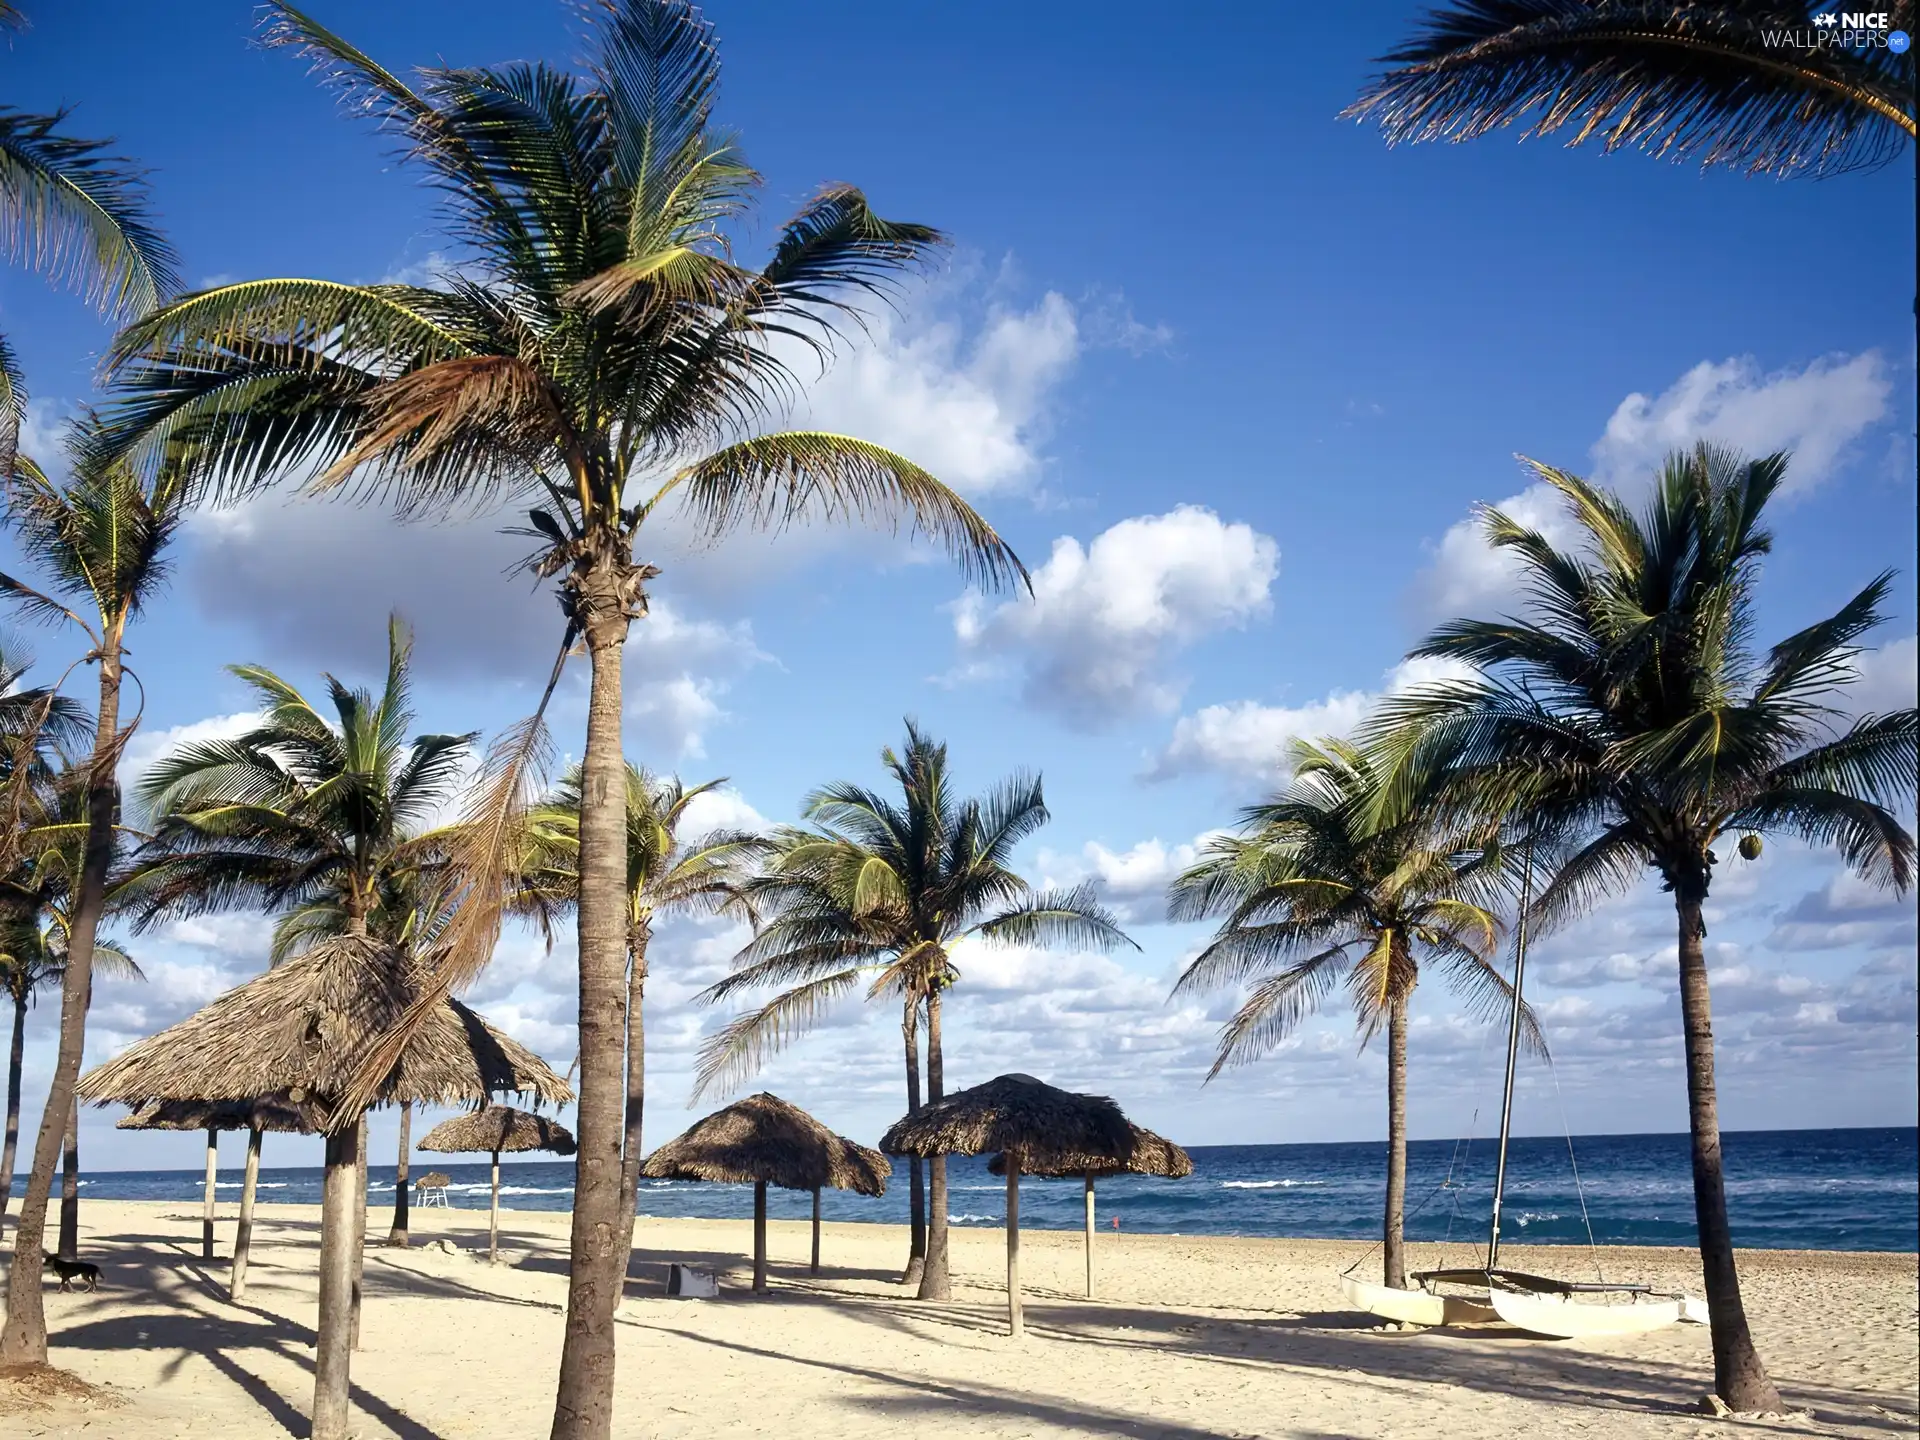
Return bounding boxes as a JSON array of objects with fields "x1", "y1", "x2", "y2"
[{"x1": 3, "y1": 1, "x2": 1914, "y2": 1175}]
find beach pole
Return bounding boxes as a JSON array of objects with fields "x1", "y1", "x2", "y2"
[
  {"x1": 1006, "y1": 1157, "x2": 1023, "y2": 1338},
  {"x1": 230, "y1": 1124, "x2": 262, "y2": 1302},
  {"x1": 810, "y1": 1187, "x2": 821, "y2": 1275},
  {"x1": 1084, "y1": 1173, "x2": 1095, "y2": 1299},
  {"x1": 752, "y1": 1180, "x2": 768, "y2": 1292},
  {"x1": 202, "y1": 1126, "x2": 218, "y2": 1260},
  {"x1": 349, "y1": 1116, "x2": 367, "y2": 1350},
  {"x1": 489, "y1": 1148, "x2": 502, "y2": 1264}
]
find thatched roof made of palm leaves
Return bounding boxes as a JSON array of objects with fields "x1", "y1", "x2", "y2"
[
  {"x1": 77, "y1": 934, "x2": 571, "y2": 1130},
  {"x1": 880, "y1": 1073, "x2": 1137, "y2": 1170},
  {"x1": 117, "y1": 1096, "x2": 316, "y2": 1135},
  {"x1": 640, "y1": 1092, "x2": 890, "y2": 1195},
  {"x1": 414, "y1": 1171, "x2": 453, "y2": 1190},
  {"x1": 987, "y1": 1123, "x2": 1191, "y2": 1180},
  {"x1": 419, "y1": 1105, "x2": 576, "y2": 1157}
]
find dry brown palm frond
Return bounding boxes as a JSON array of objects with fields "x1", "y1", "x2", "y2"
[
  {"x1": 418, "y1": 1104, "x2": 575, "y2": 1156},
  {"x1": 77, "y1": 932, "x2": 571, "y2": 1131},
  {"x1": 641, "y1": 1091, "x2": 888, "y2": 1195},
  {"x1": 116, "y1": 1095, "x2": 316, "y2": 1134},
  {"x1": 879, "y1": 1072, "x2": 1138, "y2": 1174},
  {"x1": 986, "y1": 1123, "x2": 1191, "y2": 1180}
]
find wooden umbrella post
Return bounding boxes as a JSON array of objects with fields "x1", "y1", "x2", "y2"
[
  {"x1": 231, "y1": 1124, "x2": 263, "y2": 1302},
  {"x1": 489, "y1": 1148, "x2": 502, "y2": 1263},
  {"x1": 810, "y1": 1187, "x2": 822, "y2": 1275},
  {"x1": 1084, "y1": 1172, "x2": 1095, "y2": 1299},
  {"x1": 752, "y1": 1179, "x2": 768, "y2": 1292},
  {"x1": 1006, "y1": 1155, "x2": 1023, "y2": 1338},
  {"x1": 202, "y1": 1126, "x2": 219, "y2": 1259}
]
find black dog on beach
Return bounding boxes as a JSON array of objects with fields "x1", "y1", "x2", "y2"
[{"x1": 42, "y1": 1254, "x2": 101, "y2": 1292}]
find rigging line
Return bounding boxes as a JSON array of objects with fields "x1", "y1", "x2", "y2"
[{"x1": 1548, "y1": 1052, "x2": 1605, "y2": 1283}]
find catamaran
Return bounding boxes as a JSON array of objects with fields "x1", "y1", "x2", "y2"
[{"x1": 1338, "y1": 854, "x2": 1708, "y2": 1338}]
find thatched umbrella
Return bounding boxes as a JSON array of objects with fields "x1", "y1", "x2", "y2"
[
  {"x1": 419, "y1": 1105, "x2": 575, "y2": 1263},
  {"x1": 881, "y1": 1073, "x2": 1141, "y2": 1337},
  {"x1": 118, "y1": 1096, "x2": 314, "y2": 1299},
  {"x1": 640, "y1": 1092, "x2": 889, "y2": 1291},
  {"x1": 76, "y1": 935, "x2": 570, "y2": 1440},
  {"x1": 414, "y1": 1170, "x2": 453, "y2": 1191},
  {"x1": 988, "y1": 1123, "x2": 1191, "y2": 1299}
]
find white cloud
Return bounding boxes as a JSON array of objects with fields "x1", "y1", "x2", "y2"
[
  {"x1": 953, "y1": 506, "x2": 1279, "y2": 725},
  {"x1": 1592, "y1": 352, "x2": 1890, "y2": 495},
  {"x1": 1149, "y1": 656, "x2": 1475, "y2": 785},
  {"x1": 119, "y1": 710, "x2": 265, "y2": 796},
  {"x1": 1847, "y1": 635, "x2": 1918, "y2": 716},
  {"x1": 1037, "y1": 833, "x2": 1224, "y2": 924},
  {"x1": 677, "y1": 785, "x2": 770, "y2": 842},
  {"x1": 1413, "y1": 352, "x2": 1894, "y2": 624}
]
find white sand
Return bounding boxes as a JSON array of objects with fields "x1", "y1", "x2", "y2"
[{"x1": 2, "y1": 1199, "x2": 1915, "y2": 1437}]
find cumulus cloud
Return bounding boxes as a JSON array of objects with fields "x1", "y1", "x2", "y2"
[
  {"x1": 1036, "y1": 833, "x2": 1224, "y2": 924},
  {"x1": 119, "y1": 710, "x2": 265, "y2": 796},
  {"x1": 1149, "y1": 656, "x2": 1475, "y2": 785},
  {"x1": 1846, "y1": 634, "x2": 1918, "y2": 716},
  {"x1": 1413, "y1": 352, "x2": 1894, "y2": 623},
  {"x1": 953, "y1": 506, "x2": 1279, "y2": 726}
]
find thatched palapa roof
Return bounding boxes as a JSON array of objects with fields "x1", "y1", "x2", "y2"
[
  {"x1": 641, "y1": 1092, "x2": 889, "y2": 1195},
  {"x1": 77, "y1": 934, "x2": 572, "y2": 1129},
  {"x1": 117, "y1": 1096, "x2": 316, "y2": 1135},
  {"x1": 414, "y1": 1171, "x2": 453, "y2": 1190},
  {"x1": 988, "y1": 1123, "x2": 1191, "y2": 1179},
  {"x1": 419, "y1": 1105, "x2": 576, "y2": 1157},
  {"x1": 880, "y1": 1073, "x2": 1137, "y2": 1170}
]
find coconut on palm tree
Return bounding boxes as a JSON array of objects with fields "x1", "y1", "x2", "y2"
[
  {"x1": 1346, "y1": 1, "x2": 1915, "y2": 177},
  {"x1": 1167, "y1": 737, "x2": 1529, "y2": 1290},
  {"x1": 95, "y1": 6, "x2": 1024, "y2": 1427},
  {"x1": 509, "y1": 765, "x2": 756, "y2": 1260},
  {"x1": 1366, "y1": 446, "x2": 1917, "y2": 1411},
  {"x1": 0, "y1": 432, "x2": 181, "y2": 1363},
  {"x1": 696, "y1": 721, "x2": 1135, "y2": 1298}
]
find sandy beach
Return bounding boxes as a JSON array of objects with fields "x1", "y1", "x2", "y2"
[{"x1": 0, "y1": 1199, "x2": 1913, "y2": 1438}]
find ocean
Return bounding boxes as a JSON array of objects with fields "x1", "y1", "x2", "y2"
[{"x1": 36, "y1": 1126, "x2": 1917, "y2": 1253}]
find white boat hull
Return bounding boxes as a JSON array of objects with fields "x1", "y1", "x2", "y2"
[
  {"x1": 1489, "y1": 1286, "x2": 1688, "y2": 1338},
  {"x1": 1338, "y1": 1274, "x2": 1496, "y2": 1326}
]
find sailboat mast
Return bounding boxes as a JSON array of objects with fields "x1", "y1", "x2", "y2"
[{"x1": 1485, "y1": 838, "x2": 1533, "y2": 1272}]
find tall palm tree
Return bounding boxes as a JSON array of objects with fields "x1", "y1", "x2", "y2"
[
  {"x1": 696, "y1": 722, "x2": 1134, "y2": 1298},
  {"x1": 0, "y1": 432, "x2": 180, "y2": 1363},
  {"x1": 509, "y1": 765, "x2": 756, "y2": 1275},
  {"x1": 124, "y1": 615, "x2": 473, "y2": 942},
  {"x1": 1346, "y1": 1, "x2": 1915, "y2": 178},
  {"x1": 1367, "y1": 446, "x2": 1917, "y2": 1411},
  {"x1": 1167, "y1": 737, "x2": 1527, "y2": 1290},
  {"x1": 96, "y1": 7, "x2": 1023, "y2": 1428}
]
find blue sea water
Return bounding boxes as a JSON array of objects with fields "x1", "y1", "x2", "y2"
[{"x1": 43, "y1": 1126, "x2": 1917, "y2": 1253}]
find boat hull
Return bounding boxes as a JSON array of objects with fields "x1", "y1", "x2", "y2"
[
  {"x1": 1489, "y1": 1286, "x2": 1686, "y2": 1338},
  {"x1": 1338, "y1": 1273, "x2": 1497, "y2": 1326}
]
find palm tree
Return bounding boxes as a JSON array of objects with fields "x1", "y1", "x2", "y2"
[
  {"x1": 1366, "y1": 446, "x2": 1917, "y2": 1411},
  {"x1": 696, "y1": 721, "x2": 1134, "y2": 1298},
  {"x1": 1345, "y1": 1, "x2": 1915, "y2": 178},
  {"x1": 1167, "y1": 737, "x2": 1527, "y2": 1290},
  {"x1": 509, "y1": 765, "x2": 756, "y2": 1276},
  {"x1": 124, "y1": 615, "x2": 473, "y2": 943},
  {"x1": 96, "y1": 7, "x2": 1024, "y2": 1428},
  {"x1": 0, "y1": 432, "x2": 179, "y2": 1364}
]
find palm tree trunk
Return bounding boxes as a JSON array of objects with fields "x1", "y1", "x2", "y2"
[
  {"x1": 57, "y1": 1099, "x2": 79, "y2": 1262},
  {"x1": 2, "y1": 650, "x2": 122, "y2": 1364},
  {"x1": 916, "y1": 989, "x2": 951, "y2": 1301},
  {"x1": 0, "y1": 993, "x2": 23, "y2": 1225},
  {"x1": 201, "y1": 1126, "x2": 219, "y2": 1260},
  {"x1": 1677, "y1": 893, "x2": 1781, "y2": 1412},
  {"x1": 387, "y1": 1102, "x2": 411, "y2": 1247},
  {"x1": 616, "y1": 926, "x2": 649, "y2": 1298},
  {"x1": 1383, "y1": 991, "x2": 1408, "y2": 1290},
  {"x1": 550, "y1": 563, "x2": 632, "y2": 1440},
  {"x1": 231, "y1": 1125, "x2": 262, "y2": 1302},
  {"x1": 349, "y1": 1115, "x2": 368, "y2": 1350},
  {"x1": 751, "y1": 1179, "x2": 767, "y2": 1293},
  {"x1": 901, "y1": 998, "x2": 926, "y2": 1285},
  {"x1": 311, "y1": 1121, "x2": 361, "y2": 1440}
]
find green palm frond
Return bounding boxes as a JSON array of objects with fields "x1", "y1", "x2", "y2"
[{"x1": 1346, "y1": 0, "x2": 1916, "y2": 178}]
